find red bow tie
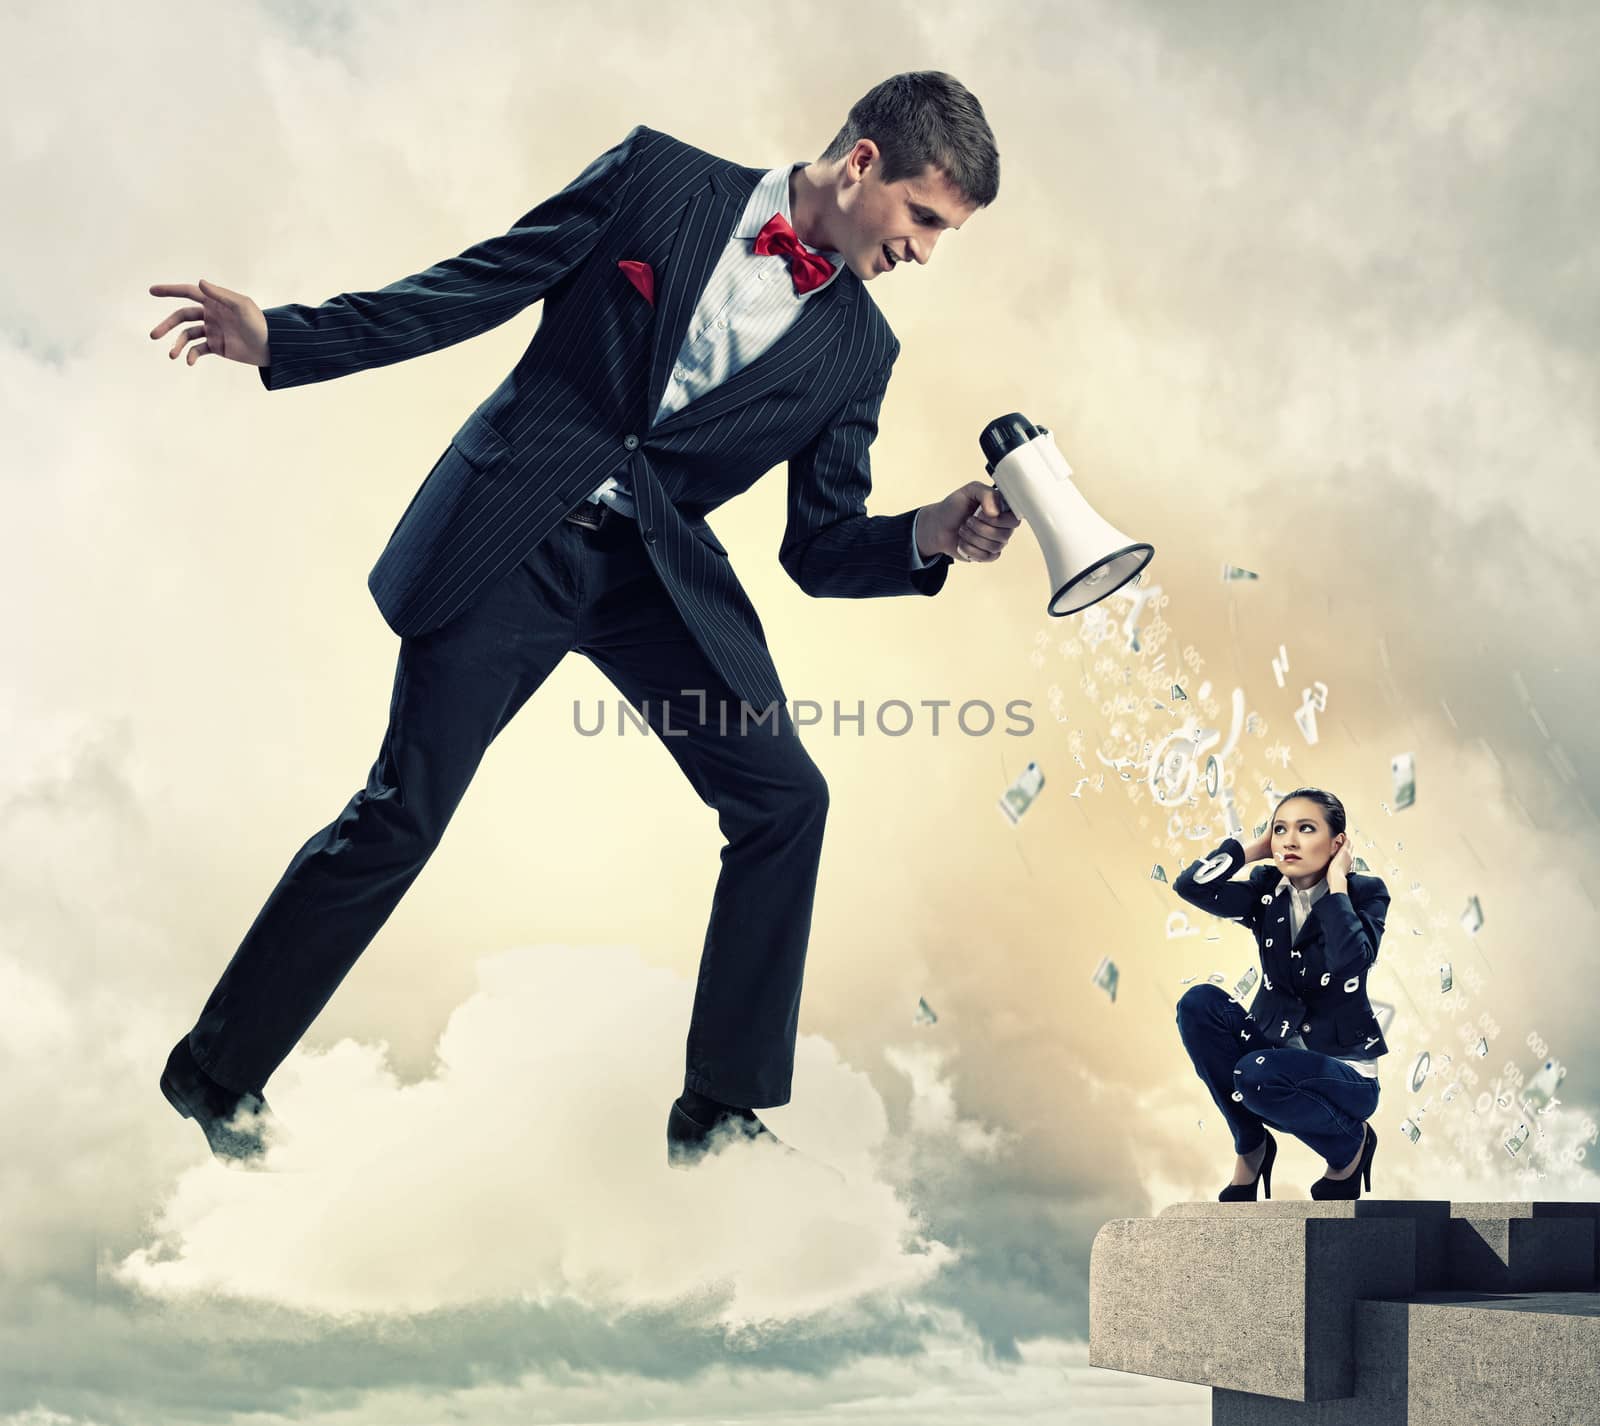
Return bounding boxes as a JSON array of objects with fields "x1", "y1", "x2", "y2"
[{"x1": 752, "y1": 212, "x2": 835, "y2": 295}]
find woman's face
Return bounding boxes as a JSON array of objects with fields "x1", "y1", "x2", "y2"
[{"x1": 1271, "y1": 798, "x2": 1343, "y2": 879}]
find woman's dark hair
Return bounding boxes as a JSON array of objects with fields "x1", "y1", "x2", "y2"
[
  {"x1": 820, "y1": 71, "x2": 1000, "y2": 210},
  {"x1": 1271, "y1": 786, "x2": 1347, "y2": 838}
]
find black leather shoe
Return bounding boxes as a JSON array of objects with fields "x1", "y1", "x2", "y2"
[
  {"x1": 1311, "y1": 1124, "x2": 1377, "y2": 1200},
  {"x1": 666, "y1": 1096, "x2": 784, "y2": 1169},
  {"x1": 159, "y1": 1035, "x2": 277, "y2": 1164},
  {"x1": 1218, "y1": 1129, "x2": 1277, "y2": 1202}
]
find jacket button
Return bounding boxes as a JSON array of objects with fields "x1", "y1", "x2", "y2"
[
  {"x1": 1302, "y1": 1023, "x2": 1311, "y2": 1032},
  {"x1": 642, "y1": 527, "x2": 656, "y2": 544},
  {"x1": 623, "y1": 434, "x2": 639, "y2": 450}
]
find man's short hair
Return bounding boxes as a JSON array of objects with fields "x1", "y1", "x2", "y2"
[{"x1": 820, "y1": 71, "x2": 1000, "y2": 209}]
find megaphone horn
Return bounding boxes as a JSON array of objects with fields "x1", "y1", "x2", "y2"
[{"x1": 978, "y1": 412, "x2": 1154, "y2": 616}]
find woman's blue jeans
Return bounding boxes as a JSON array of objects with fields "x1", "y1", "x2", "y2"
[{"x1": 1176, "y1": 984, "x2": 1379, "y2": 1165}]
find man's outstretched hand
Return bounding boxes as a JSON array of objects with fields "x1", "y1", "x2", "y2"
[
  {"x1": 918, "y1": 481, "x2": 1021, "y2": 564},
  {"x1": 148, "y1": 278, "x2": 270, "y2": 368}
]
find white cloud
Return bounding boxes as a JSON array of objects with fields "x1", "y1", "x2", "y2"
[
  {"x1": 883, "y1": 1044, "x2": 1013, "y2": 1162},
  {"x1": 115, "y1": 944, "x2": 958, "y2": 1324}
]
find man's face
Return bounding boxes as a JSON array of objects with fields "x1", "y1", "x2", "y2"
[{"x1": 834, "y1": 141, "x2": 978, "y2": 282}]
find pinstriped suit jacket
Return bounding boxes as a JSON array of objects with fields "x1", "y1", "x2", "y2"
[{"x1": 257, "y1": 124, "x2": 953, "y2": 711}]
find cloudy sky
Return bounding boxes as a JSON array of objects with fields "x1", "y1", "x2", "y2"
[{"x1": 3, "y1": 0, "x2": 1597, "y2": 1421}]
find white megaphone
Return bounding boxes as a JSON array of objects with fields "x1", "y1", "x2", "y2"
[{"x1": 979, "y1": 412, "x2": 1153, "y2": 615}]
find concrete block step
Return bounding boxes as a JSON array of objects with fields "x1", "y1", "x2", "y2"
[
  {"x1": 1449, "y1": 1202, "x2": 1599, "y2": 1291},
  {"x1": 1212, "y1": 1291, "x2": 1600, "y2": 1425},
  {"x1": 1159, "y1": 1199, "x2": 1450, "y2": 1290},
  {"x1": 1090, "y1": 1212, "x2": 1415, "y2": 1401}
]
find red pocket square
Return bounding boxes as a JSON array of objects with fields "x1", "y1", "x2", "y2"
[{"x1": 617, "y1": 259, "x2": 655, "y2": 308}]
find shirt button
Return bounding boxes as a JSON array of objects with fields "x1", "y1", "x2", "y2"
[
  {"x1": 674, "y1": 367, "x2": 686, "y2": 380},
  {"x1": 622, "y1": 434, "x2": 639, "y2": 451},
  {"x1": 758, "y1": 270, "x2": 769, "y2": 281},
  {"x1": 717, "y1": 318, "x2": 728, "y2": 330}
]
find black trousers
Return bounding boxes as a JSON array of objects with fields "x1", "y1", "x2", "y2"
[
  {"x1": 1176, "y1": 984, "x2": 1380, "y2": 1164},
  {"x1": 187, "y1": 509, "x2": 829, "y2": 1108}
]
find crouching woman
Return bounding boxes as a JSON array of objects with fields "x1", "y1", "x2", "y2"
[{"x1": 1171, "y1": 788, "x2": 1390, "y2": 1201}]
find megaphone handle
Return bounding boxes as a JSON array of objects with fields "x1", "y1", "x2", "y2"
[{"x1": 987, "y1": 482, "x2": 1011, "y2": 515}]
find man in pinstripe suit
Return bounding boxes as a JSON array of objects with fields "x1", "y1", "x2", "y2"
[{"x1": 150, "y1": 73, "x2": 1012, "y2": 1167}]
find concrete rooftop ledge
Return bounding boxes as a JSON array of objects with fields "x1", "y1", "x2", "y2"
[
  {"x1": 1091, "y1": 1200, "x2": 1600, "y2": 1424},
  {"x1": 1157, "y1": 1199, "x2": 1451, "y2": 1290}
]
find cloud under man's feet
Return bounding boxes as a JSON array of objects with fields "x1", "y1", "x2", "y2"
[{"x1": 119, "y1": 944, "x2": 962, "y2": 1326}]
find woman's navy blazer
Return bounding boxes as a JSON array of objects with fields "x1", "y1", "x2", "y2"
[{"x1": 1173, "y1": 837, "x2": 1391, "y2": 1059}]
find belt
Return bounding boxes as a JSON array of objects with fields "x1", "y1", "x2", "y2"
[{"x1": 563, "y1": 500, "x2": 610, "y2": 530}]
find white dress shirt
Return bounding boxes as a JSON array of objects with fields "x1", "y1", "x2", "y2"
[
  {"x1": 585, "y1": 161, "x2": 934, "y2": 569},
  {"x1": 1275, "y1": 873, "x2": 1379, "y2": 1079},
  {"x1": 1285, "y1": 877, "x2": 1327, "y2": 940}
]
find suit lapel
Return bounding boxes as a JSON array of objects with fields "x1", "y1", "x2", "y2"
[
  {"x1": 1263, "y1": 894, "x2": 1293, "y2": 979},
  {"x1": 655, "y1": 278, "x2": 851, "y2": 436},
  {"x1": 646, "y1": 165, "x2": 755, "y2": 425},
  {"x1": 646, "y1": 163, "x2": 856, "y2": 438}
]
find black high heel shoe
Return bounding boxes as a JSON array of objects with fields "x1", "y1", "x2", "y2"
[
  {"x1": 1218, "y1": 1129, "x2": 1277, "y2": 1202},
  {"x1": 1310, "y1": 1124, "x2": 1377, "y2": 1200}
]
